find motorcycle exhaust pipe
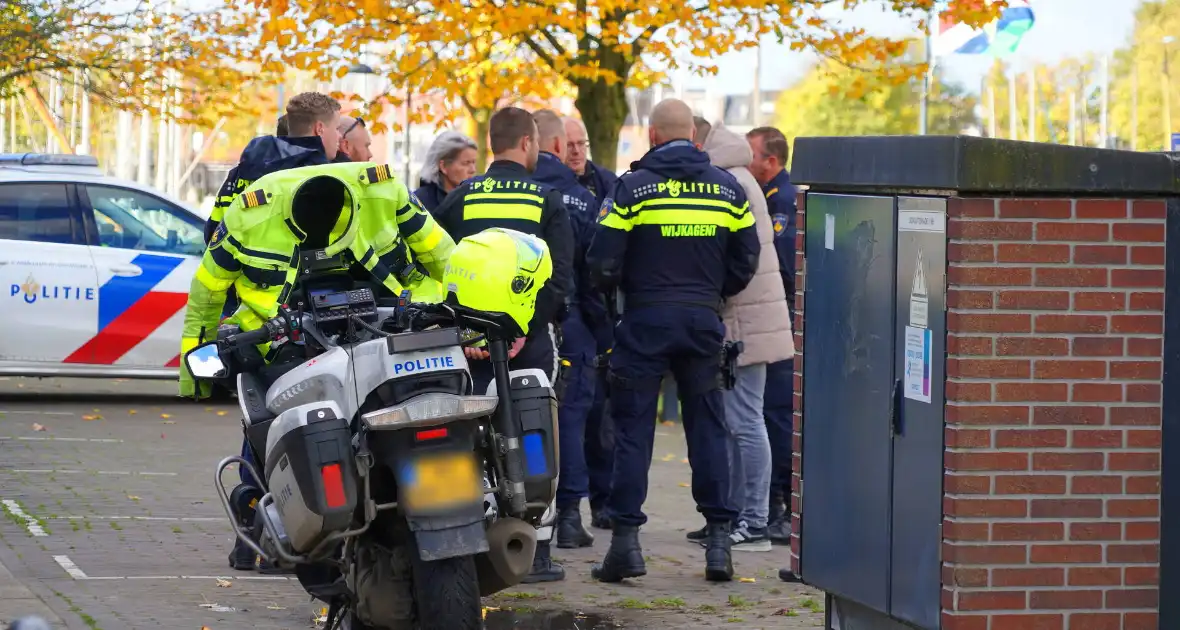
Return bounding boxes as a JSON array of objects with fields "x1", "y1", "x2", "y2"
[{"x1": 475, "y1": 517, "x2": 537, "y2": 596}]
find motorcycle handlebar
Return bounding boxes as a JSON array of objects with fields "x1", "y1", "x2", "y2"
[{"x1": 222, "y1": 316, "x2": 290, "y2": 348}]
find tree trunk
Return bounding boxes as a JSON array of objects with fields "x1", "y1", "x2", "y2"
[
  {"x1": 472, "y1": 109, "x2": 492, "y2": 172},
  {"x1": 574, "y1": 78, "x2": 628, "y2": 172}
]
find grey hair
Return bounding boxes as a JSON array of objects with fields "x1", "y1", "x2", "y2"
[{"x1": 419, "y1": 131, "x2": 478, "y2": 185}]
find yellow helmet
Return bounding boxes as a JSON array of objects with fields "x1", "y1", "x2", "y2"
[{"x1": 443, "y1": 228, "x2": 552, "y2": 337}]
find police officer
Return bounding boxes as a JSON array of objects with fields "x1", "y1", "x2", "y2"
[
  {"x1": 205, "y1": 92, "x2": 346, "y2": 244},
  {"x1": 561, "y1": 117, "x2": 616, "y2": 531},
  {"x1": 746, "y1": 126, "x2": 797, "y2": 546},
  {"x1": 430, "y1": 106, "x2": 575, "y2": 583},
  {"x1": 529, "y1": 109, "x2": 601, "y2": 550},
  {"x1": 586, "y1": 98, "x2": 760, "y2": 583},
  {"x1": 181, "y1": 161, "x2": 455, "y2": 571}
]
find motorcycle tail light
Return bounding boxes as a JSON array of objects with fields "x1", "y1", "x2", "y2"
[{"x1": 415, "y1": 427, "x2": 449, "y2": 441}]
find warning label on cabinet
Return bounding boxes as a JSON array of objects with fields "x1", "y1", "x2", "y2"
[
  {"x1": 904, "y1": 325, "x2": 932, "y2": 404},
  {"x1": 909, "y1": 250, "x2": 928, "y2": 329}
]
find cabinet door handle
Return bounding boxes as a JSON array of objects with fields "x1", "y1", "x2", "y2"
[{"x1": 889, "y1": 378, "x2": 902, "y2": 436}]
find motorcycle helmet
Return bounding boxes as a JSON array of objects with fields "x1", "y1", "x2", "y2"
[{"x1": 443, "y1": 228, "x2": 552, "y2": 336}]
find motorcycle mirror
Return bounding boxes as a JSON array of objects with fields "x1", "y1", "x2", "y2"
[{"x1": 185, "y1": 343, "x2": 227, "y2": 379}]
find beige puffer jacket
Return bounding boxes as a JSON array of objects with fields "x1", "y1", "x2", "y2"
[{"x1": 703, "y1": 123, "x2": 795, "y2": 367}]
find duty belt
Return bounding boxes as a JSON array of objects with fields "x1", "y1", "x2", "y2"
[{"x1": 622, "y1": 295, "x2": 723, "y2": 313}]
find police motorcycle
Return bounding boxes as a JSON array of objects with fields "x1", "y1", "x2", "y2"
[{"x1": 184, "y1": 228, "x2": 560, "y2": 630}]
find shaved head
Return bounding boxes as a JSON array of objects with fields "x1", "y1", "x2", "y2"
[
  {"x1": 534, "y1": 110, "x2": 565, "y2": 146},
  {"x1": 649, "y1": 99, "x2": 695, "y2": 146}
]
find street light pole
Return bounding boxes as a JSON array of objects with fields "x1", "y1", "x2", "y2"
[{"x1": 1163, "y1": 36, "x2": 1174, "y2": 151}]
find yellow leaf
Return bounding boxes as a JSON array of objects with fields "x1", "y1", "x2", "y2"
[
  {"x1": 660, "y1": 453, "x2": 675, "y2": 462},
  {"x1": 216, "y1": 411, "x2": 228, "y2": 416},
  {"x1": 678, "y1": 482, "x2": 690, "y2": 488},
  {"x1": 82, "y1": 415, "x2": 101, "y2": 421},
  {"x1": 127, "y1": 495, "x2": 141, "y2": 501},
  {"x1": 739, "y1": 577, "x2": 756, "y2": 583},
  {"x1": 160, "y1": 413, "x2": 171, "y2": 419},
  {"x1": 128, "y1": 410, "x2": 137, "y2": 415}
]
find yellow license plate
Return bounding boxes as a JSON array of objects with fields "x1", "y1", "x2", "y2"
[{"x1": 402, "y1": 451, "x2": 482, "y2": 513}]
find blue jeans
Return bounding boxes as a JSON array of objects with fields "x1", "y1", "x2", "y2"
[{"x1": 723, "y1": 363, "x2": 771, "y2": 529}]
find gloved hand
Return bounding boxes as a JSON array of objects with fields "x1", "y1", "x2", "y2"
[{"x1": 463, "y1": 337, "x2": 525, "y2": 361}]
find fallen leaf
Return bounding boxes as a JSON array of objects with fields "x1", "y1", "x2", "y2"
[
  {"x1": 127, "y1": 495, "x2": 141, "y2": 501},
  {"x1": 216, "y1": 578, "x2": 232, "y2": 587},
  {"x1": 216, "y1": 410, "x2": 227, "y2": 416},
  {"x1": 128, "y1": 409, "x2": 137, "y2": 415},
  {"x1": 660, "y1": 453, "x2": 675, "y2": 462},
  {"x1": 82, "y1": 414, "x2": 102, "y2": 421},
  {"x1": 160, "y1": 413, "x2": 172, "y2": 419},
  {"x1": 739, "y1": 577, "x2": 756, "y2": 583},
  {"x1": 31, "y1": 423, "x2": 46, "y2": 432},
  {"x1": 678, "y1": 482, "x2": 690, "y2": 488},
  {"x1": 772, "y1": 608, "x2": 791, "y2": 616},
  {"x1": 204, "y1": 407, "x2": 213, "y2": 412},
  {"x1": 681, "y1": 458, "x2": 689, "y2": 464},
  {"x1": 661, "y1": 420, "x2": 675, "y2": 426}
]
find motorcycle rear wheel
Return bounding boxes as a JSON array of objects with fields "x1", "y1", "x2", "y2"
[{"x1": 409, "y1": 541, "x2": 481, "y2": 630}]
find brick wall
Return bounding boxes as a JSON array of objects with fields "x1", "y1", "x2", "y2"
[
  {"x1": 942, "y1": 197, "x2": 1164, "y2": 630},
  {"x1": 789, "y1": 190, "x2": 805, "y2": 576}
]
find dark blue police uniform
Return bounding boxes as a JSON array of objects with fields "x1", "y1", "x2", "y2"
[
  {"x1": 577, "y1": 162, "x2": 620, "y2": 527},
  {"x1": 578, "y1": 163, "x2": 620, "y2": 526},
  {"x1": 763, "y1": 168, "x2": 798, "y2": 538},
  {"x1": 577, "y1": 160, "x2": 619, "y2": 208},
  {"x1": 586, "y1": 139, "x2": 760, "y2": 582},
  {"x1": 531, "y1": 151, "x2": 601, "y2": 546},
  {"x1": 412, "y1": 179, "x2": 448, "y2": 213}
]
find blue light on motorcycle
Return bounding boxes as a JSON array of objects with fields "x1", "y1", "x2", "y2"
[{"x1": 522, "y1": 431, "x2": 548, "y2": 477}]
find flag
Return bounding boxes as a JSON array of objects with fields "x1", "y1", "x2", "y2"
[{"x1": 932, "y1": 0, "x2": 1036, "y2": 58}]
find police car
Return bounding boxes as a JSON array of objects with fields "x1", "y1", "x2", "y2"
[{"x1": 0, "y1": 153, "x2": 205, "y2": 378}]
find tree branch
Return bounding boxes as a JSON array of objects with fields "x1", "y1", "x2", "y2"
[{"x1": 522, "y1": 35, "x2": 558, "y2": 70}]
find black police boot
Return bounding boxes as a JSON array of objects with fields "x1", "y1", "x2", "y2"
[
  {"x1": 228, "y1": 484, "x2": 262, "y2": 571},
  {"x1": 556, "y1": 505, "x2": 594, "y2": 549},
  {"x1": 704, "y1": 522, "x2": 734, "y2": 582},
  {"x1": 590, "y1": 506, "x2": 613, "y2": 531},
  {"x1": 590, "y1": 525, "x2": 646, "y2": 583},
  {"x1": 520, "y1": 540, "x2": 565, "y2": 584}
]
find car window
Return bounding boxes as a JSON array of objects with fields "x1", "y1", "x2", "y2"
[
  {"x1": 84, "y1": 185, "x2": 204, "y2": 256},
  {"x1": 0, "y1": 183, "x2": 77, "y2": 244}
]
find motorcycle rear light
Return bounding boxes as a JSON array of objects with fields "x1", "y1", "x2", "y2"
[
  {"x1": 361, "y1": 393, "x2": 498, "y2": 430},
  {"x1": 321, "y1": 463, "x2": 346, "y2": 509},
  {"x1": 415, "y1": 427, "x2": 448, "y2": 441}
]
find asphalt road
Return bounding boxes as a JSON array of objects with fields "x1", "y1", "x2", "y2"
[{"x1": 0, "y1": 376, "x2": 823, "y2": 629}]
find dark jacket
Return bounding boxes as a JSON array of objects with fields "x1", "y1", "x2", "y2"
[
  {"x1": 413, "y1": 179, "x2": 450, "y2": 213},
  {"x1": 204, "y1": 135, "x2": 330, "y2": 243},
  {"x1": 531, "y1": 152, "x2": 603, "y2": 362},
  {"x1": 586, "y1": 140, "x2": 760, "y2": 310},
  {"x1": 578, "y1": 160, "x2": 619, "y2": 208},
  {"x1": 432, "y1": 160, "x2": 575, "y2": 339},
  {"x1": 763, "y1": 168, "x2": 799, "y2": 317}
]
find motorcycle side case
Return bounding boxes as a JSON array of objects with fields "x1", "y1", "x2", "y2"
[
  {"x1": 263, "y1": 401, "x2": 358, "y2": 553},
  {"x1": 488, "y1": 369, "x2": 559, "y2": 516}
]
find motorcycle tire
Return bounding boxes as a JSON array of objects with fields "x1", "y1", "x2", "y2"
[{"x1": 408, "y1": 540, "x2": 480, "y2": 630}]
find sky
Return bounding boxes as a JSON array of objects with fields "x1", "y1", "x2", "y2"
[{"x1": 682, "y1": 0, "x2": 1146, "y2": 95}]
